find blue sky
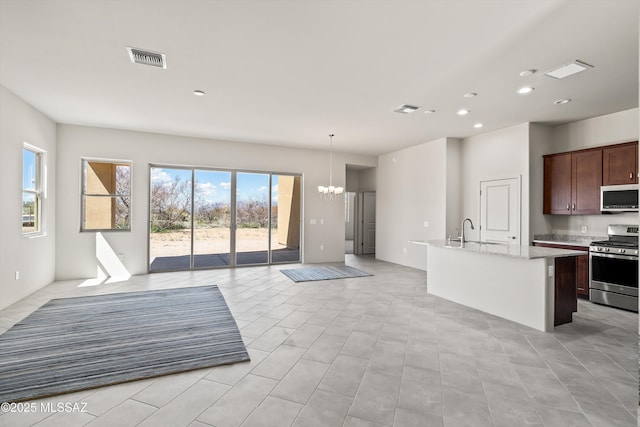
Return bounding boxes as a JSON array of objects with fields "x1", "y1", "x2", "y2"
[
  {"x1": 22, "y1": 149, "x2": 37, "y2": 204},
  {"x1": 151, "y1": 167, "x2": 279, "y2": 205},
  {"x1": 23, "y1": 149, "x2": 36, "y2": 191}
]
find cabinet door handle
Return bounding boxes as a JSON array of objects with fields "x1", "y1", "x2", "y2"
[
  {"x1": 567, "y1": 203, "x2": 570, "y2": 210},
  {"x1": 631, "y1": 172, "x2": 634, "y2": 180},
  {"x1": 572, "y1": 203, "x2": 576, "y2": 210}
]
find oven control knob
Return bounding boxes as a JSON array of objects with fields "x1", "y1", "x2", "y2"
[
  {"x1": 619, "y1": 249, "x2": 626, "y2": 254},
  {"x1": 605, "y1": 248, "x2": 610, "y2": 252}
]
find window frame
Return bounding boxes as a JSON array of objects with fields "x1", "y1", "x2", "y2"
[
  {"x1": 22, "y1": 143, "x2": 44, "y2": 236},
  {"x1": 80, "y1": 158, "x2": 132, "y2": 232}
]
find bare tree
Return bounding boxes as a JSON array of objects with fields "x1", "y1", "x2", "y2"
[
  {"x1": 115, "y1": 165, "x2": 130, "y2": 228},
  {"x1": 150, "y1": 176, "x2": 192, "y2": 231}
]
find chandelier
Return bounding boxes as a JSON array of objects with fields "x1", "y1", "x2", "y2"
[{"x1": 318, "y1": 133, "x2": 344, "y2": 200}]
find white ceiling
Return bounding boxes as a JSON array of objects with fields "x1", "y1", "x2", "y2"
[{"x1": 0, "y1": 0, "x2": 638, "y2": 156}]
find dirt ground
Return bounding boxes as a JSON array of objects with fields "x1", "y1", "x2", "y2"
[{"x1": 149, "y1": 227, "x2": 289, "y2": 259}]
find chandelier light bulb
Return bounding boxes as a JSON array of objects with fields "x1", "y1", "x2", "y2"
[{"x1": 318, "y1": 134, "x2": 344, "y2": 200}]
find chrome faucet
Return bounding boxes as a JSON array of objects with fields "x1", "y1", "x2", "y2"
[{"x1": 461, "y1": 218, "x2": 475, "y2": 243}]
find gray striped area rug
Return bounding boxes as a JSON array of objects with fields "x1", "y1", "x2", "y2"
[
  {"x1": 281, "y1": 265, "x2": 372, "y2": 282},
  {"x1": 0, "y1": 285, "x2": 249, "y2": 403}
]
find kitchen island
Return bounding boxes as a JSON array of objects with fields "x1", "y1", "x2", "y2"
[{"x1": 411, "y1": 240, "x2": 584, "y2": 332}]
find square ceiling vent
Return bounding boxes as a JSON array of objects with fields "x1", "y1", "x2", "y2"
[
  {"x1": 545, "y1": 60, "x2": 592, "y2": 79},
  {"x1": 127, "y1": 47, "x2": 167, "y2": 69},
  {"x1": 393, "y1": 104, "x2": 420, "y2": 114}
]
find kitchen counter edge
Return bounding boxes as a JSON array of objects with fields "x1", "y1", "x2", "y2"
[{"x1": 409, "y1": 240, "x2": 584, "y2": 260}]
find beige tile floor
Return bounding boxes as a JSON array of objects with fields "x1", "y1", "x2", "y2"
[{"x1": 0, "y1": 255, "x2": 637, "y2": 427}]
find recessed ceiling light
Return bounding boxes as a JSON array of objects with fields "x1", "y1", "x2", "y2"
[
  {"x1": 463, "y1": 92, "x2": 477, "y2": 98},
  {"x1": 193, "y1": 90, "x2": 205, "y2": 96},
  {"x1": 456, "y1": 109, "x2": 470, "y2": 116},
  {"x1": 517, "y1": 86, "x2": 534, "y2": 95},
  {"x1": 424, "y1": 109, "x2": 436, "y2": 115},
  {"x1": 393, "y1": 104, "x2": 420, "y2": 114},
  {"x1": 545, "y1": 60, "x2": 592, "y2": 79},
  {"x1": 519, "y1": 69, "x2": 536, "y2": 77},
  {"x1": 473, "y1": 123, "x2": 483, "y2": 128},
  {"x1": 554, "y1": 98, "x2": 572, "y2": 105}
]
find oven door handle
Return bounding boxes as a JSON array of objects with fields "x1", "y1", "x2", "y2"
[{"x1": 590, "y1": 251, "x2": 638, "y2": 261}]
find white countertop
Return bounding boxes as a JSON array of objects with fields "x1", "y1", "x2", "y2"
[
  {"x1": 532, "y1": 239, "x2": 591, "y2": 248},
  {"x1": 409, "y1": 240, "x2": 584, "y2": 260}
]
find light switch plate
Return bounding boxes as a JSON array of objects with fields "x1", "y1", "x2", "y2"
[{"x1": 581, "y1": 226, "x2": 588, "y2": 234}]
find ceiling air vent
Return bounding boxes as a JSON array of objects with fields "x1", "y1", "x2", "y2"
[
  {"x1": 393, "y1": 104, "x2": 420, "y2": 114},
  {"x1": 126, "y1": 47, "x2": 166, "y2": 69}
]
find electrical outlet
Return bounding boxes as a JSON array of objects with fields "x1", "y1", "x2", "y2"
[
  {"x1": 581, "y1": 226, "x2": 588, "y2": 234},
  {"x1": 15, "y1": 271, "x2": 19, "y2": 280},
  {"x1": 423, "y1": 221, "x2": 429, "y2": 228},
  {"x1": 320, "y1": 244, "x2": 324, "y2": 251}
]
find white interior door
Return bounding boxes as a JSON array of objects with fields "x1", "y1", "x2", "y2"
[
  {"x1": 479, "y1": 177, "x2": 520, "y2": 244},
  {"x1": 362, "y1": 191, "x2": 376, "y2": 254}
]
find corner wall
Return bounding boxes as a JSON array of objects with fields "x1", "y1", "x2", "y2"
[
  {"x1": 376, "y1": 138, "x2": 450, "y2": 270},
  {"x1": 460, "y1": 123, "x2": 531, "y2": 243},
  {"x1": 56, "y1": 125, "x2": 376, "y2": 279},
  {"x1": 529, "y1": 123, "x2": 554, "y2": 240},
  {"x1": 0, "y1": 86, "x2": 56, "y2": 310}
]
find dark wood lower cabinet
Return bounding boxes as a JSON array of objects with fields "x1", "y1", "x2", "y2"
[
  {"x1": 534, "y1": 242, "x2": 589, "y2": 299},
  {"x1": 554, "y1": 256, "x2": 578, "y2": 326},
  {"x1": 576, "y1": 254, "x2": 589, "y2": 298}
]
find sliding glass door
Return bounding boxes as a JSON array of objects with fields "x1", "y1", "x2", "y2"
[
  {"x1": 149, "y1": 166, "x2": 300, "y2": 272},
  {"x1": 149, "y1": 167, "x2": 192, "y2": 271},
  {"x1": 272, "y1": 175, "x2": 301, "y2": 263},
  {"x1": 194, "y1": 170, "x2": 232, "y2": 268},
  {"x1": 236, "y1": 172, "x2": 270, "y2": 265}
]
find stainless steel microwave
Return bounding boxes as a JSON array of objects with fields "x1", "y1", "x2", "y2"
[{"x1": 601, "y1": 184, "x2": 639, "y2": 212}]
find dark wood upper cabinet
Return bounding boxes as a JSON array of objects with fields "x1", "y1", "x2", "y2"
[
  {"x1": 544, "y1": 153, "x2": 572, "y2": 214},
  {"x1": 544, "y1": 148, "x2": 602, "y2": 215},
  {"x1": 603, "y1": 141, "x2": 638, "y2": 185},
  {"x1": 571, "y1": 148, "x2": 602, "y2": 215}
]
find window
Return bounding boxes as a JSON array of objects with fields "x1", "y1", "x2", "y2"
[
  {"x1": 23, "y1": 145, "x2": 43, "y2": 234},
  {"x1": 81, "y1": 159, "x2": 131, "y2": 231}
]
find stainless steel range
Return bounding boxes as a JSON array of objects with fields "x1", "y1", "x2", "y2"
[{"x1": 589, "y1": 224, "x2": 638, "y2": 312}]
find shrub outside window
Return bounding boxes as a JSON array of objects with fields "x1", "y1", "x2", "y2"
[
  {"x1": 81, "y1": 159, "x2": 131, "y2": 231},
  {"x1": 23, "y1": 145, "x2": 43, "y2": 234}
]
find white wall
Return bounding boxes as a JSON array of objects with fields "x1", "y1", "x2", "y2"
[
  {"x1": 550, "y1": 108, "x2": 638, "y2": 153},
  {"x1": 376, "y1": 138, "x2": 449, "y2": 270},
  {"x1": 0, "y1": 86, "x2": 56, "y2": 310},
  {"x1": 358, "y1": 167, "x2": 377, "y2": 191},
  {"x1": 460, "y1": 123, "x2": 531, "y2": 243},
  {"x1": 445, "y1": 138, "x2": 462, "y2": 236},
  {"x1": 56, "y1": 125, "x2": 376, "y2": 279},
  {"x1": 545, "y1": 108, "x2": 639, "y2": 236},
  {"x1": 529, "y1": 123, "x2": 554, "y2": 240}
]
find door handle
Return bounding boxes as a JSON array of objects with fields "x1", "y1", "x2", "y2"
[
  {"x1": 572, "y1": 203, "x2": 576, "y2": 210},
  {"x1": 566, "y1": 203, "x2": 570, "y2": 210},
  {"x1": 631, "y1": 172, "x2": 634, "y2": 180}
]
